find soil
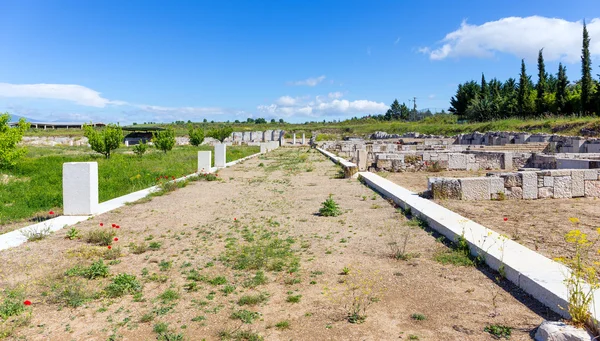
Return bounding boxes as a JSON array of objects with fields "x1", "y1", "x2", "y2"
[
  {"x1": 386, "y1": 170, "x2": 600, "y2": 266},
  {"x1": 0, "y1": 149, "x2": 558, "y2": 341}
]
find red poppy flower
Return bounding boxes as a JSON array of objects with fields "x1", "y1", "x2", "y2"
[
  {"x1": 107, "y1": 245, "x2": 112, "y2": 249},
  {"x1": 172, "y1": 176, "x2": 175, "y2": 180},
  {"x1": 112, "y1": 223, "x2": 116, "y2": 227},
  {"x1": 23, "y1": 300, "x2": 31, "y2": 306},
  {"x1": 503, "y1": 217, "x2": 508, "y2": 222},
  {"x1": 234, "y1": 218, "x2": 237, "y2": 221},
  {"x1": 49, "y1": 211, "x2": 54, "y2": 215},
  {"x1": 100, "y1": 223, "x2": 104, "y2": 227},
  {"x1": 113, "y1": 237, "x2": 118, "y2": 242},
  {"x1": 115, "y1": 225, "x2": 120, "y2": 229}
]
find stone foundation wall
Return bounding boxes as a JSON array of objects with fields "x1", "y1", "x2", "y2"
[{"x1": 429, "y1": 169, "x2": 600, "y2": 200}]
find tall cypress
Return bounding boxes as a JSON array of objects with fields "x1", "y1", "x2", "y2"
[
  {"x1": 518, "y1": 59, "x2": 529, "y2": 115},
  {"x1": 556, "y1": 63, "x2": 569, "y2": 113},
  {"x1": 581, "y1": 21, "x2": 593, "y2": 114},
  {"x1": 536, "y1": 49, "x2": 546, "y2": 114},
  {"x1": 481, "y1": 73, "x2": 488, "y2": 98}
]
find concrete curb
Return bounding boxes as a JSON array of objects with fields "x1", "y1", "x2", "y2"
[
  {"x1": 316, "y1": 147, "x2": 358, "y2": 178},
  {"x1": 0, "y1": 151, "x2": 263, "y2": 252}
]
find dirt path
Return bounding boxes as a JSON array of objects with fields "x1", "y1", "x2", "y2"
[{"x1": 0, "y1": 149, "x2": 556, "y2": 340}]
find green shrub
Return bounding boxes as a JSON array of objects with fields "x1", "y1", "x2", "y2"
[
  {"x1": 85, "y1": 229, "x2": 116, "y2": 246},
  {"x1": 188, "y1": 125, "x2": 205, "y2": 146},
  {"x1": 133, "y1": 141, "x2": 148, "y2": 156},
  {"x1": 286, "y1": 294, "x2": 301, "y2": 303},
  {"x1": 104, "y1": 273, "x2": 142, "y2": 297},
  {"x1": 0, "y1": 288, "x2": 25, "y2": 320},
  {"x1": 65, "y1": 227, "x2": 81, "y2": 240},
  {"x1": 484, "y1": 324, "x2": 512, "y2": 339},
  {"x1": 319, "y1": 194, "x2": 342, "y2": 217},
  {"x1": 152, "y1": 128, "x2": 176, "y2": 153},
  {"x1": 207, "y1": 126, "x2": 233, "y2": 143},
  {"x1": 0, "y1": 113, "x2": 30, "y2": 169},
  {"x1": 66, "y1": 259, "x2": 109, "y2": 279}
]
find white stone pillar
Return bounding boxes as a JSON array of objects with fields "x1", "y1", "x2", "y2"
[
  {"x1": 214, "y1": 144, "x2": 226, "y2": 167},
  {"x1": 260, "y1": 143, "x2": 268, "y2": 153},
  {"x1": 293, "y1": 134, "x2": 296, "y2": 145},
  {"x1": 63, "y1": 162, "x2": 98, "y2": 215},
  {"x1": 302, "y1": 133, "x2": 306, "y2": 145},
  {"x1": 124, "y1": 140, "x2": 129, "y2": 147},
  {"x1": 198, "y1": 151, "x2": 212, "y2": 173}
]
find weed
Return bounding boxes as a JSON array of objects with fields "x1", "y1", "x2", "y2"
[
  {"x1": 218, "y1": 329, "x2": 264, "y2": 341},
  {"x1": 50, "y1": 279, "x2": 93, "y2": 308},
  {"x1": 324, "y1": 269, "x2": 383, "y2": 324},
  {"x1": 104, "y1": 274, "x2": 142, "y2": 298},
  {"x1": 275, "y1": 320, "x2": 290, "y2": 330},
  {"x1": 21, "y1": 225, "x2": 52, "y2": 241},
  {"x1": 207, "y1": 276, "x2": 228, "y2": 285},
  {"x1": 130, "y1": 242, "x2": 148, "y2": 254},
  {"x1": 286, "y1": 295, "x2": 302, "y2": 303},
  {"x1": 85, "y1": 229, "x2": 116, "y2": 246},
  {"x1": 224, "y1": 236, "x2": 299, "y2": 272},
  {"x1": 319, "y1": 194, "x2": 342, "y2": 217},
  {"x1": 221, "y1": 285, "x2": 236, "y2": 296},
  {"x1": 65, "y1": 259, "x2": 109, "y2": 279},
  {"x1": 411, "y1": 313, "x2": 426, "y2": 321},
  {"x1": 159, "y1": 260, "x2": 172, "y2": 271},
  {"x1": 425, "y1": 161, "x2": 443, "y2": 172},
  {"x1": 341, "y1": 267, "x2": 350, "y2": 275},
  {"x1": 140, "y1": 313, "x2": 154, "y2": 323},
  {"x1": 0, "y1": 288, "x2": 26, "y2": 319},
  {"x1": 191, "y1": 316, "x2": 206, "y2": 322},
  {"x1": 149, "y1": 241, "x2": 162, "y2": 250},
  {"x1": 153, "y1": 322, "x2": 168, "y2": 334},
  {"x1": 484, "y1": 324, "x2": 512, "y2": 339},
  {"x1": 231, "y1": 310, "x2": 260, "y2": 324},
  {"x1": 65, "y1": 227, "x2": 81, "y2": 240},
  {"x1": 238, "y1": 293, "x2": 269, "y2": 306},
  {"x1": 242, "y1": 271, "x2": 267, "y2": 288},
  {"x1": 158, "y1": 289, "x2": 180, "y2": 304},
  {"x1": 408, "y1": 335, "x2": 419, "y2": 340}
]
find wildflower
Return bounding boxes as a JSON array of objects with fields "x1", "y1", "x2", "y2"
[
  {"x1": 114, "y1": 237, "x2": 119, "y2": 242},
  {"x1": 569, "y1": 217, "x2": 580, "y2": 224},
  {"x1": 115, "y1": 225, "x2": 120, "y2": 229},
  {"x1": 112, "y1": 224, "x2": 116, "y2": 228},
  {"x1": 503, "y1": 217, "x2": 508, "y2": 222},
  {"x1": 107, "y1": 245, "x2": 112, "y2": 249},
  {"x1": 23, "y1": 300, "x2": 31, "y2": 306},
  {"x1": 100, "y1": 223, "x2": 104, "y2": 227},
  {"x1": 172, "y1": 176, "x2": 175, "y2": 180},
  {"x1": 49, "y1": 211, "x2": 55, "y2": 215},
  {"x1": 234, "y1": 218, "x2": 237, "y2": 221}
]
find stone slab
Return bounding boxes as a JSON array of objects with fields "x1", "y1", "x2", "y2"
[
  {"x1": 538, "y1": 187, "x2": 554, "y2": 199},
  {"x1": 584, "y1": 180, "x2": 600, "y2": 197},
  {"x1": 63, "y1": 162, "x2": 99, "y2": 215},
  {"x1": 459, "y1": 177, "x2": 491, "y2": 200},
  {"x1": 554, "y1": 176, "x2": 572, "y2": 198},
  {"x1": 571, "y1": 170, "x2": 585, "y2": 197},
  {"x1": 522, "y1": 171, "x2": 538, "y2": 199}
]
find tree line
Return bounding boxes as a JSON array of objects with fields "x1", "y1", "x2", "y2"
[{"x1": 450, "y1": 22, "x2": 599, "y2": 122}]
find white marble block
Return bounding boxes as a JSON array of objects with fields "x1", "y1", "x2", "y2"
[
  {"x1": 63, "y1": 162, "x2": 98, "y2": 215},
  {"x1": 214, "y1": 144, "x2": 226, "y2": 167},
  {"x1": 302, "y1": 133, "x2": 306, "y2": 145},
  {"x1": 198, "y1": 151, "x2": 211, "y2": 173},
  {"x1": 260, "y1": 143, "x2": 268, "y2": 153}
]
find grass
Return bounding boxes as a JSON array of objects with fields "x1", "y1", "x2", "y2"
[
  {"x1": 230, "y1": 310, "x2": 260, "y2": 324},
  {"x1": 484, "y1": 324, "x2": 512, "y2": 339},
  {"x1": 224, "y1": 235, "x2": 299, "y2": 272},
  {"x1": 0, "y1": 145, "x2": 259, "y2": 226},
  {"x1": 218, "y1": 329, "x2": 264, "y2": 341},
  {"x1": 237, "y1": 293, "x2": 268, "y2": 306},
  {"x1": 65, "y1": 259, "x2": 109, "y2": 279},
  {"x1": 285, "y1": 294, "x2": 302, "y2": 303},
  {"x1": 104, "y1": 273, "x2": 142, "y2": 298},
  {"x1": 411, "y1": 313, "x2": 426, "y2": 321},
  {"x1": 275, "y1": 320, "x2": 290, "y2": 330},
  {"x1": 0, "y1": 289, "x2": 26, "y2": 320}
]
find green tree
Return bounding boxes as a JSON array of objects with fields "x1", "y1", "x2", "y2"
[
  {"x1": 581, "y1": 21, "x2": 594, "y2": 114},
  {"x1": 466, "y1": 96, "x2": 500, "y2": 121},
  {"x1": 207, "y1": 126, "x2": 233, "y2": 143},
  {"x1": 449, "y1": 81, "x2": 480, "y2": 119},
  {"x1": 0, "y1": 113, "x2": 30, "y2": 169},
  {"x1": 188, "y1": 125, "x2": 205, "y2": 146},
  {"x1": 556, "y1": 63, "x2": 569, "y2": 113},
  {"x1": 132, "y1": 140, "x2": 148, "y2": 156},
  {"x1": 518, "y1": 59, "x2": 531, "y2": 115},
  {"x1": 255, "y1": 118, "x2": 267, "y2": 124},
  {"x1": 152, "y1": 128, "x2": 176, "y2": 153},
  {"x1": 536, "y1": 49, "x2": 547, "y2": 114},
  {"x1": 83, "y1": 124, "x2": 123, "y2": 159},
  {"x1": 279, "y1": 118, "x2": 284, "y2": 123},
  {"x1": 480, "y1": 73, "x2": 488, "y2": 99}
]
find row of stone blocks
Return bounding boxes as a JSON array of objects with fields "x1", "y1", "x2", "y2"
[
  {"x1": 429, "y1": 169, "x2": 600, "y2": 200},
  {"x1": 230, "y1": 130, "x2": 285, "y2": 143}
]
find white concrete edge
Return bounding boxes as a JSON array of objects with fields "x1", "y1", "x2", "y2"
[
  {"x1": 0, "y1": 151, "x2": 263, "y2": 252},
  {"x1": 316, "y1": 147, "x2": 357, "y2": 168},
  {"x1": 316, "y1": 147, "x2": 600, "y2": 322}
]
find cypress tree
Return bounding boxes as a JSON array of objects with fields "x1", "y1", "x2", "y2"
[
  {"x1": 556, "y1": 63, "x2": 569, "y2": 113},
  {"x1": 536, "y1": 49, "x2": 546, "y2": 114},
  {"x1": 518, "y1": 59, "x2": 529, "y2": 115},
  {"x1": 481, "y1": 73, "x2": 488, "y2": 98},
  {"x1": 581, "y1": 21, "x2": 593, "y2": 114}
]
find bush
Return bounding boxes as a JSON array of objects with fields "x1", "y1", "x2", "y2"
[
  {"x1": 133, "y1": 140, "x2": 148, "y2": 156},
  {"x1": 0, "y1": 113, "x2": 29, "y2": 169},
  {"x1": 104, "y1": 273, "x2": 142, "y2": 297},
  {"x1": 66, "y1": 259, "x2": 109, "y2": 279},
  {"x1": 0, "y1": 288, "x2": 25, "y2": 320},
  {"x1": 83, "y1": 124, "x2": 123, "y2": 159},
  {"x1": 152, "y1": 128, "x2": 176, "y2": 153},
  {"x1": 206, "y1": 126, "x2": 233, "y2": 143},
  {"x1": 85, "y1": 229, "x2": 116, "y2": 246},
  {"x1": 319, "y1": 194, "x2": 342, "y2": 217},
  {"x1": 188, "y1": 125, "x2": 205, "y2": 146}
]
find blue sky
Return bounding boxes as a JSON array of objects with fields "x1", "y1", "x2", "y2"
[{"x1": 0, "y1": 0, "x2": 599, "y2": 124}]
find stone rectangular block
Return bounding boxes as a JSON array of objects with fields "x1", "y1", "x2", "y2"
[
  {"x1": 502, "y1": 152, "x2": 513, "y2": 170},
  {"x1": 448, "y1": 153, "x2": 467, "y2": 170},
  {"x1": 260, "y1": 143, "x2": 268, "y2": 153},
  {"x1": 584, "y1": 170, "x2": 598, "y2": 180},
  {"x1": 214, "y1": 144, "x2": 226, "y2": 167},
  {"x1": 571, "y1": 170, "x2": 585, "y2": 197},
  {"x1": 553, "y1": 176, "x2": 572, "y2": 198},
  {"x1": 63, "y1": 162, "x2": 98, "y2": 215},
  {"x1": 356, "y1": 150, "x2": 368, "y2": 171},
  {"x1": 584, "y1": 180, "x2": 600, "y2": 197},
  {"x1": 501, "y1": 173, "x2": 522, "y2": 188},
  {"x1": 459, "y1": 178, "x2": 491, "y2": 200},
  {"x1": 506, "y1": 186, "x2": 523, "y2": 199},
  {"x1": 198, "y1": 151, "x2": 211, "y2": 173},
  {"x1": 431, "y1": 179, "x2": 462, "y2": 200},
  {"x1": 522, "y1": 171, "x2": 538, "y2": 199},
  {"x1": 489, "y1": 177, "x2": 505, "y2": 196},
  {"x1": 538, "y1": 187, "x2": 553, "y2": 199},
  {"x1": 543, "y1": 176, "x2": 554, "y2": 187}
]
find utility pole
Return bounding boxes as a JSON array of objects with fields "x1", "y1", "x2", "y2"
[{"x1": 409, "y1": 97, "x2": 417, "y2": 111}]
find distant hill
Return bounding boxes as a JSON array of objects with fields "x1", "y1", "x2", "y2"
[{"x1": 8, "y1": 114, "x2": 37, "y2": 122}]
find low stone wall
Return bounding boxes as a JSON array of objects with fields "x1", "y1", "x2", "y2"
[
  {"x1": 456, "y1": 131, "x2": 600, "y2": 153},
  {"x1": 429, "y1": 169, "x2": 600, "y2": 200}
]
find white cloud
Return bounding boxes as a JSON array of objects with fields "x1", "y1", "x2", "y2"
[
  {"x1": 288, "y1": 75, "x2": 326, "y2": 86},
  {"x1": 421, "y1": 16, "x2": 600, "y2": 63},
  {"x1": 394, "y1": 37, "x2": 400, "y2": 45},
  {"x1": 276, "y1": 96, "x2": 297, "y2": 106},
  {"x1": 428, "y1": 94, "x2": 436, "y2": 99},
  {"x1": 257, "y1": 94, "x2": 387, "y2": 118},
  {"x1": 0, "y1": 83, "x2": 121, "y2": 107}
]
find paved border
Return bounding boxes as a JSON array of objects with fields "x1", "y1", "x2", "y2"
[
  {"x1": 316, "y1": 146, "x2": 600, "y2": 321},
  {"x1": 0, "y1": 151, "x2": 263, "y2": 251},
  {"x1": 316, "y1": 147, "x2": 358, "y2": 178}
]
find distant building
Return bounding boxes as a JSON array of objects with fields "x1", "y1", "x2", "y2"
[{"x1": 8, "y1": 121, "x2": 106, "y2": 129}]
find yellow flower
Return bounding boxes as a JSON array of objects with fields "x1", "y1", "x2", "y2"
[{"x1": 569, "y1": 217, "x2": 580, "y2": 224}]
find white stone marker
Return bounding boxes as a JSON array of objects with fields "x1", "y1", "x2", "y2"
[
  {"x1": 198, "y1": 151, "x2": 212, "y2": 173},
  {"x1": 260, "y1": 143, "x2": 268, "y2": 153},
  {"x1": 63, "y1": 162, "x2": 98, "y2": 215},
  {"x1": 302, "y1": 133, "x2": 306, "y2": 145},
  {"x1": 293, "y1": 134, "x2": 296, "y2": 145},
  {"x1": 215, "y1": 144, "x2": 226, "y2": 168},
  {"x1": 124, "y1": 140, "x2": 129, "y2": 147}
]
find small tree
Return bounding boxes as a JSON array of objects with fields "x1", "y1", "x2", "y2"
[
  {"x1": 152, "y1": 128, "x2": 176, "y2": 153},
  {"x1": 0, "y1": 113, "x2": 30, "y2": 169},
  {"x1": 132, "y1": 140, "x2": 148, "y2": 156},
  {"x1": 207, "y1": 126, "x2": 233, "y2": 143},
  {"x1": 188, "y1": 125, "x2": 205, "y2": 146},
  {"x1": 83, "y1": 124, "x2": 123, "y2": 159}
]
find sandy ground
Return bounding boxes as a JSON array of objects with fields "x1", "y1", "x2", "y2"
[
  {"x1": 386, "y1": 171, "x2": 600, "y2": 265},
  {"x1": 0, "y1": 149, "x2": 558, "y2": 341}
]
